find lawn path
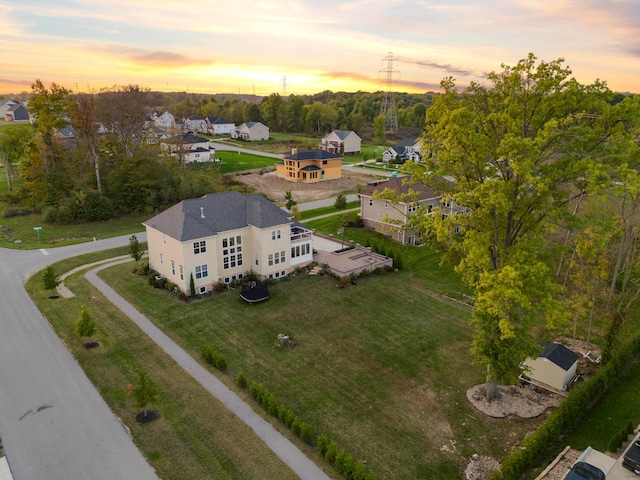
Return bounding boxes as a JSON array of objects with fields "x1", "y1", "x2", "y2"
[{"x1": 85, "y1": 258, "x2": 332, "y2": 480}]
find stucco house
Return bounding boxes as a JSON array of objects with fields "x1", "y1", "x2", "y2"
[
  {"x1": 319, "y1": 130, "x2": 361, "y2": 155},
  {"x1": 382, "y1": 139, "x2": 422, "y2": 163},
  {"x1": 202, "y1": 116, "x2": 235, "y2": 135},
  {"x1": 276, "y1": 149, "x2": 342, "y2": 183},
  {"x1": 521, "y1": 343, "x2": 579, "y2": 392},
  {"x1": 360, "y1": 177, "x2": 464, "y2": 245},
  {"x1": 231, "y1": 122, "x2": 269, "y2": 141},
  {"x1": 143, "y1": 191, "x2": 314, "y2": 295},
  {"x1": 161, "y1": 132, "x2": 216, "y2": 163}
]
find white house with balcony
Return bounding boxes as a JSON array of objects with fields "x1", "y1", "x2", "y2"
[{"x1": 143, "y1": 191, "x2": 314, "y2": 295}]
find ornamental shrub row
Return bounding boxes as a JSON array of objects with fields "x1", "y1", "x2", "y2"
[
  {"x1": 201, "y1": 344, "x2": 227, "y2": 371},
  {"x1": 490, "y1": 334, "x2": 640, "y2": 480},
  {"x1": 249, "y1": 382, "x2": 377, "y2": 479}
]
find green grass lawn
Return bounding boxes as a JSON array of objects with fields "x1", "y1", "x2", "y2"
[
  {"x1": 298, "y1": 201, "x2": 360, "y2": 220},
  {"x1": 197, "y1": 151, "x2": 281, "y2": 174}
]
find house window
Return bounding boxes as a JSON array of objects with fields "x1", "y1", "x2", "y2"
[
  {"x1": 255, "y1": 253, "x2": 259, "y2": 266},
  {"x1": 279, "y1": 251, "x2": 286, "y2": 263},
  {"x1": 171, "y1": 261, "x2": 175, "y2": 276},
  {"x1": 195, "y1": 264, "x2": 208, "y2": 279},
  {"x1": 407, "y1": 204, "x2": 420, "y2": 214},
  {"x1": 160, "y1": 254, "x2": 163, "y2": 264},
  {"x1": 384, "y1": 202, "x2": 388, "y2": 208},
  {"x1": 222, "y1": 235, "x2": 242, "y2": 269},
  {"x1": 271, "y1": 229, "x2": 281, "y2": 240},
  {"x1": 368, "y1": 198, "x2": 373, "y2": 206},
  {"x1": 322, "y1": 160, "x2": 328, "y2": 165},
  {"x1": 163, "y1": 235, "x2": 166, "y2": 245},
  {"x1": 268, "y1": 253, "x2": 274, "y2": 266},
  {"x1": 193, "y1": 240, "x2": 206, "y2": 254},
  {"x1": 427, "y1": 204, "x2": 433, "y2": 213},
  {"x1": 179, "y1": 265, "x2": 184, "y2": 280},
  {"x1": 199, "y1": 286, "x2": 207, "y2": 294}
]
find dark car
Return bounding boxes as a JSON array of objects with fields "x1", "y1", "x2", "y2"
[
  {"x1": 564, "y1": 461, "x2": 606, "y2": 480},
  {"x1": 623, "y1": 439, "x2": 640, "y2": 475}
]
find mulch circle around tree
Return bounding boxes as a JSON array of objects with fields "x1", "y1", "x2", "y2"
[
  {"x1": 83, "y1": 342, "x2": 99, "y2": 349},
  {"x1": 136, "y1": 410, "x2": 159, "y2": 424},
  {"x1": 48, "y1": 295, "x2": 59, "y2": 299}
]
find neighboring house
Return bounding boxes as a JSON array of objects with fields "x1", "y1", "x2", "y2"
[
  {"x1": 360, "y1": 177, "x2": 463, "y2": 245},
  {"x1": 154, "y1": 111, "x2": 176, "y2": 130},
  {"x1": 382, "y1": 138, "x2": 422, "y2": 163},
  {"x1": 276, "y1": 149, "x2": 342, "y2": 183},
  {"x1": 0, "y1": 99, "x2": 20, "y2": 118},
  {"x1": 161, "y1": 132, "x2": 216, "y2": 163},
  {"x1": 320, "y1": 130, "x2": 361, "y2": 155},
  {"x1": 144, "y1": 123, "x2": 169, "y2": 144},
  {"x1": 183, "y1": 115, "x2": 207, "y2": 132},
  {"x1": 143, "y1": 191, "x2": 314, "y2": 295},
  {"x1": 521, "y1": 343, "x2": 579, "y2": 392},
  {"x1": 202, "y1": 116, "x2": 235, "y2": 135},
  {"x1": 4, "y1": 103, "x2": 29, "y2": 121},
  {"x1": 231, "y1": 122, "x2": 269, "y2": 141}
]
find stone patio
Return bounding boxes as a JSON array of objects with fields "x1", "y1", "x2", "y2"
[{"x1": 313, "y1": 235, "x2": 393, "y2": 278}]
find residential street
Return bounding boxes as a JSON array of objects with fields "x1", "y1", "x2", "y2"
[
  {"x1": 0, "y1": 232, "x2": 331, "y2": 480},
  {"x1": 0, "y1": 235, "x2": 158, "y2": 480}
]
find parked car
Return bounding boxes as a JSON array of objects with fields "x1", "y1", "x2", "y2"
[
  {"x1": 564, "y1": 461, "x2": 606, "y2": 480},
  {"x1": 623, "y1": 439, "x2": 640, "y2": 475}
]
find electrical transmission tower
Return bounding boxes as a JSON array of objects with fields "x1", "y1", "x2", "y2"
[{"x1": 379, "y1": 52, "x2": 399, "y2": 133}]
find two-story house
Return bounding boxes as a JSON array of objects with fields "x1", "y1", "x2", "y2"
[
  {"x1": 143, "y1": 191, "x2": 314, "y2": 295},
  {"x1": 360, "y1": 177, "x2": 462, "y2": 245},
  {"x1": 183, "y1": 115, "x2": 207, "y2": 133},
  {"x1": 202, "y1": 117, "x2": 235, "y2": 135},
  {"x1": 382, "y1": 139, "x2": 422, "y2": 163},
  {"x1": 231, "y1": 122, "x2": 269, "y2": 141},
  {"x1": 276, "y1": 148, "x2": 342, "y2": 183},
  {"x1": 319, "y1": 130, "x2": 361, "y2": 155},
  {"x1": 161, "y1": 132, "x2": 216, "y2": 163}
]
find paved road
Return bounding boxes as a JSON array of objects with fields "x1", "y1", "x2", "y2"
[
  {"x1": 85, "y1": 260, "x2": 331, "y2": 480},
  {"x1": 0, "y1": 234, "x2": 158, "y2": 480}
]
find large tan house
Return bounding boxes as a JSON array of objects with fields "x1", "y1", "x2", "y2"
[
  {"x1": 360, "y1": 177, "x2": 462, "y2": 245},
  {"x1": 319, "y1": 130, "x2": 361, "y2": 155},
  {"x1": 143, "y1": 191, "x2": 314, "y2": 295},
  {"x1": 276, "y1": 149, "x2": 342, "y2": 183}
]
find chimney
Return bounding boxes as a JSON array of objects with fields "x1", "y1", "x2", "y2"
[
  {"x1": 291, "y1": 148, "x2": 297, "y2": 155},
  {"x1": 200, "y1": 207, "x2": 205, "y2": 219}
]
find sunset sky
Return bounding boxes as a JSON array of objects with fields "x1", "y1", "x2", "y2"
[{"x1": 1, "y1": 0, "x2": 638, "y2": 96}]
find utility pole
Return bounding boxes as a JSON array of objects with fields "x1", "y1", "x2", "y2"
[{"x1": 379, "y1": 52, "x2": 399, "y2": 133}]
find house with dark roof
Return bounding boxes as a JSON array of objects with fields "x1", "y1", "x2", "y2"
[
  {"x1": 522, "y1": 343, "x2": 579, "y2": 391},
  {"x1": 276, "y1": 148, "x2": 342, "y2": 183},
  {"x1": 382, "y1": 138, "x2": 422, "y2": 163},
  {"x1": 161, "y1": 132, "x2": 216, "y2": 163},
  {"x1": 231, "y1": 122, "x2": 269, "y2": 141},
  {"x1": 143, "y1": 191, "x2": 314, "y2": 295},
  {"x1": 0, "y1": 99, "x2": 20, "y2": 118},
  {"x1": 360, "y1": 177, "x2": 452, "y2": 244},
  {"x1": 5, "y1": 103, "x2": 29, "y2": 122},
  {"x1": 183, "y1": 115, "x2": 206, "y2": 132},
  {"x1": 202, "y1": 116, "x2": 235, "y2": 135},
  {"x1": 319, "y1": 130, "x2": 361, "y2": 155},
  {"x1": 153, "y1": 111, "x2": 176, "y2": 130}
]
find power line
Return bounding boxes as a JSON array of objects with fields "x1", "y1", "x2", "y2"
[{"x1": 379, "y1": 52, "x2": 400, "y2": 132}]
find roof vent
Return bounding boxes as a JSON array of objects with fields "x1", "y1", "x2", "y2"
[{"x1": 200, "y1": 206, "x2": 205, "y2": 219}]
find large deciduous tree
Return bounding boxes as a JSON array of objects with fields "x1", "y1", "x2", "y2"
[
  {"x1": 70, "y1": 93, "x2": 103, "y2": 193},
  {"x1": 410, "y1": 54, "x2": 611, "y2": 397},
  {"x1": 0, "y1": 125, "x2": 32, "y2": 192}
]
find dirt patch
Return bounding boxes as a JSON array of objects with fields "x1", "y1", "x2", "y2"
[
  {"x1": 231, "y1": 170, "x2": 377, "y2": 203},
  {"x1": 466, "y1": 383, "x2": 562, "y2": 419}
]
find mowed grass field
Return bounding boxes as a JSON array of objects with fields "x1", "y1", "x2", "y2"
[{"x1": 26, "y1": 219, "x2": 548, "y2": 479}]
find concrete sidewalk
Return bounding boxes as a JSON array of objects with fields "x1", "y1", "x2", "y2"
[{"x1": 85, "y1": 259, "x2": 331, "y2": 480}]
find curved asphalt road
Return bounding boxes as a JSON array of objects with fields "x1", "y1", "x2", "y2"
[
  {"x1": 0, "y1": 233, "x2": 330, "y2": 480},
  {"x1": 0, "y1": 234, "x2": 158, "y2": 480}
]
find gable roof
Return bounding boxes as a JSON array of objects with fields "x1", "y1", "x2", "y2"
[
  {"x1": 166, "y1": 132, "x2": 209, "y2": 144},
  {"x1": 323, "y1": 130, "x2": 359, "y2": 141},
  {"x1": 362, "y1": 177, "x2": 447, "y2": 201},
  {"x1": 538, "y1": 343, "x2": 579, "y2": 371},
  {"x1": 206, "y1": 116, "x2": 233, "y2": 125},
  {"x1": 143, "y1": 191, "x2": 292, "y2": 242},
  {"x1": 285, "y1": 149, "x2": 340, "y2": 161}
]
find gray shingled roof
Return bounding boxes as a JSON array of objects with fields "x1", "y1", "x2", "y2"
[
  {"x1": 538, "y1": 343, "x2": 579, "y2": 371},
  {"x1": 362, "y1": 177, "x2": 446, "y2": 201},
  {"x1": 285, "y1": 149, "x2": 340, "y2": 161},
  {"x1": 143, "y1": 191, "x2": 293, "y2": 242}
]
